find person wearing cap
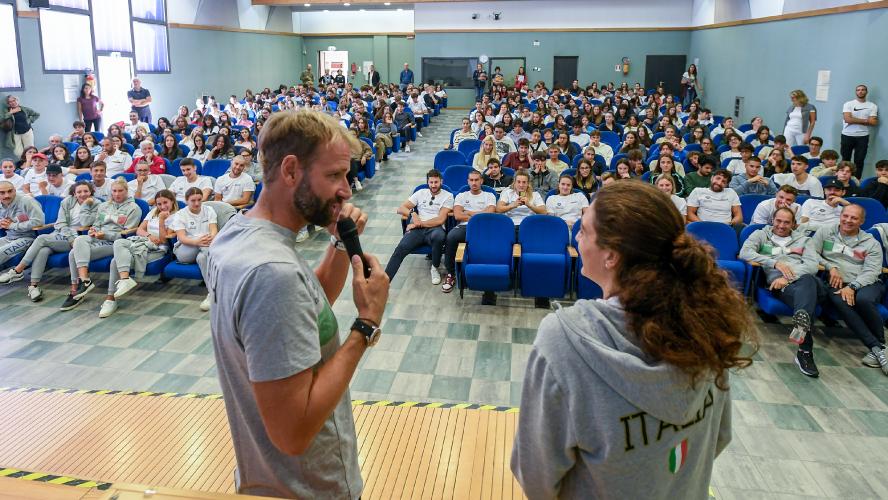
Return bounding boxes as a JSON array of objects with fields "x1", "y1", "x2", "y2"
[
  {"x1": 800, "y1": 179, "x2": 850, "y2": 231},
  {"x1": 21, "y1": 153, "x2": 48, "y2": 196},
  {"x1": 42, "y1": 164, "x2": 72, "y2": 196}
]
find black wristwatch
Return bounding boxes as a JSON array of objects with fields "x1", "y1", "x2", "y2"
[
  {"x1": 849, "y1": 283, "x2": 860, "y2": 292},
  {"x1": 351, "y1": 318, "x2": 381, "y2": 347}
]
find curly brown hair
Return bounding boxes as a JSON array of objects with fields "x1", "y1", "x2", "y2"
[{"x1": 591, "y1": 182, "x2": 756, "y2": 390}]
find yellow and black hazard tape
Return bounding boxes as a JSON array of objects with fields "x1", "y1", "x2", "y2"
[
  {"x1": 0, "y1": 386, "x2": 519, "y2": 411},
  {"x1": 0, "y1": 467, "x2": 112, "y2": 490}
]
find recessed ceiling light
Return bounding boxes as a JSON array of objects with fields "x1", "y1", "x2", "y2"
[
  {"x1": 397, "y1": 7, "x2": 403, "y2": 11},
  {"x1": 304, "y1": 3, "x2": 310, "y2": 6},
  {"x1": 343, "y1": 2, "x2": 350, "y2": 5},
  {"x1": 384, "y1": 2, "x2": 391, "y2": 5},
  {"x1": 323, "y1": 9, "x2": 329, "y2": 11},
  {"x1": 359, "y1": 8, "x2": 365, "y2": 11}
]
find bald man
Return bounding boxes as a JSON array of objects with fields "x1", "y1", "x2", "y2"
[{"x1": 0, "y1": 181, "x2": 45, "y2": 267}]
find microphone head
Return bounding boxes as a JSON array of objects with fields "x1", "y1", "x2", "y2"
[{"x1": 336, "y1": 217, "x2": 359, "y2": 239}]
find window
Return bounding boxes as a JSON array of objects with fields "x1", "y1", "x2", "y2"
[
  {"x1": 49, "y1": 0, "x2": 88, "y2": 10},
  {"x1": 0, "y1": 2, "x2": 23, "y2": 90},
  {"x1": 131, "y1": 0, "x2": 165, "y2": 22},
  {"x1": 133, "y1": 21, "x2": 169, "y2": 73},
  {"x1": 39, "y1": 9, "x2": 94, "y2": 73},
  {"x1": 421, "y1": 58, "x2": 479, "y2": 89},
  {"x1": 92, "y1": 0, "x2": 133, "y2": 53}
]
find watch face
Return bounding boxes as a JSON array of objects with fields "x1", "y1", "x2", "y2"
[{"x1": 368, "y1": 329, "x2": 381, "y2": 347}]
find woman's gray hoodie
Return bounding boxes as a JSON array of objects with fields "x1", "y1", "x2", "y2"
[
  {"x1": 54, "y1": 196, "x2": 99, "y2": 239},
  {"x1": 512, "y1": 298, "x2": 731, "y2": 500},
  {"x1": 94, "y1": 197, "x2": 142, "y2": 241}
]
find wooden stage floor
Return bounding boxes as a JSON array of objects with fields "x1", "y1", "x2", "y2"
[{"x1": 0, "y1": 388, "x2": 525, "y2": 499}]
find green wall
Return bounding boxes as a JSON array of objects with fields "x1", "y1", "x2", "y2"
[{"x1": 300, "y1": 35, "x2": 414, "y2": 87}]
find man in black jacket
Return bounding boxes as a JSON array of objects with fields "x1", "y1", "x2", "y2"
[
  {"x1": 367, "y1": 64, "x2": 381, "y2": 87},
  {"x1": 860, "y1": 160, "x2": 888, "y2": 207}
]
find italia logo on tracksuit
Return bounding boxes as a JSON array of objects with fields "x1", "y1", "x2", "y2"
[{"x1": 668, "y1": 439, "x2": 688, "y2": 474}]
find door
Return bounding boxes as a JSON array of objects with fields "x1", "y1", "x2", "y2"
[
  {"x1": 489, "y1": 57, "x2": 525, "y2": 89},
  {"x1": 644, "y1": 55, "x2": 687, "y2": 96},
  {"x1": 97, "y1": 55, "x2": 134, "y2": 124},
  {"x1": 553, "y1": 56, "x2": 578, "y2": 91}
]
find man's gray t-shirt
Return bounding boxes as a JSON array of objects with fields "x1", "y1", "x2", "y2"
[{"x1": 206, "y1": 214, "x2": 361, "y2": 499}]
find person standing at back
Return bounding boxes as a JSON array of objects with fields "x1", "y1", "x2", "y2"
[
  {"x1": 127, "y1": 78, "x2": 153, "y2": 124},
  {"x1": 841, "y1": 84, "x2": 878, "y2": 179},
  {"x1": 512, "y1": 182, "x2": 754, "y2": 499},
  {"x1": 399, "y1": 63, "x2": 414, "y2": 93}
]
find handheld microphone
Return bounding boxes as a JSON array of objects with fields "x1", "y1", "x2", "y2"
[{"x1": 336, "y1": 218, "x2": 371, "y2": 279}]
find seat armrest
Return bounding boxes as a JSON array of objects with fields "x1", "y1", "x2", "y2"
[
  {"x1": 32, "y1": 224, "x2": 53, "y2": 231},
  {"x1": 568, "y1": 246, "x2": 578, "y2": 258},
  {"x1": 455, "y1": 242, "x2": 466, "y2": 263},
  {"x1": 513, "y1": 243, "x2": 521, "y2": 258}
]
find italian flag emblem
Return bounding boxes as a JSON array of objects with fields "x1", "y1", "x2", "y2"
[{"x1": 668, "y1": 439, "x2": 688, "y2": 474}]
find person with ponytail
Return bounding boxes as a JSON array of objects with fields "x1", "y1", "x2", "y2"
[{"x1": 512, "y1": 181, "x2": 755, "y2": 499}]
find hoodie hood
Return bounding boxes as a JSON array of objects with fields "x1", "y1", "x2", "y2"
[{"x1": 553, "y1": 298, "x2": 713, "y2": 425}]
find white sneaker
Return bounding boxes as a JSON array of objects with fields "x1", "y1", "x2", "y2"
[
  {"x1": 296, "y1": 227, "x2": 310, "y2": 243},
  {"x1": 353, "y1": 179, "x2": 363, "y2": 191},
  {"x1": 113, "y1": 277, "x2": 138, "y2": 299},
  {"x1": 0, "y1": 268, "x2": 23, "y2": 284},
  {"x1": 405, "y1": 144, "x2": 411, "y2": 152},
  {"x1": 430, "y1": 266, "x2": 441, "y2": 285},
  {"x1": 98, "y1": 299, "x2": 118, "y2": 318},
  {"x1": 417, "y1": 131, "x2": 423, "y2": 138},
  {"x1": 27, "y1": 285, "x2": 42, "y2": 302},
  {"x1": 200, "y1": 293, "x2": 211, "y2": 311}
]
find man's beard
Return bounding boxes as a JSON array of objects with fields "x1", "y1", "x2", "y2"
[{"x1": 293, "y1": 174, "x2": 340, "y2": 227}]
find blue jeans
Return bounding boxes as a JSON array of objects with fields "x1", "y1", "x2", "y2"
[{"x1": 385, "y1": 226, "x2": 445, "y2": 280}]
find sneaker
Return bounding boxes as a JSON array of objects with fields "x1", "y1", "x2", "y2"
[
  {"x1": 795, "y1": 350, "x2": 819, "y2": 378},
  {"x1": 871, "y1": 346, "x2": 888, "y2": 376},
  {"x1": 72, "y1": 279, "x2": 94, "y2": 300},
  {"x1": 788, "y1": 310, "x2": 810, "y2": 345},
  {"x1": 98, "y1": 299, "x2": 118, "y2": 318},
  {"x1": 0, "y1": 268, "x2": 23, "y2": 284},
  {"x1": 417, "y1": 131, "x2": 423, "y2": 138},
  {"x1": 113, "y1": 277, "x2": 138, "y2": 299},
  {"x1": 27, "y1": 285, "x2": 42, "y2": 302},
  {"x1": 405, "y1": 144, "x2": 411, "y2": 152},
  {"x1": 353, "y1": 179, "x2": 363, "y2": 191},
  {"x1": 200, "y1": 293, "x2": 211, "y2": 312},
  {"x1": 59, "y1": 293, "x2": 84, "y2": 311},
  {"x1": 430, "y1": 266, "x2": 441, "y2": 285},
  {"x1": 862, "y1": 351, "x2": 880, "y2": 368},
  {"x1": 383, "y1": 155, "x2": 389, "y2": 161},
  {"x1": 295, "y1": 228, "x2": 310, "y2": 243},
  {"x1": 441, "y1": 273, "x2": 455, "y2": 293},
  {"x1": 481, "y1": 291, "x2": 497, "y2": 305}
]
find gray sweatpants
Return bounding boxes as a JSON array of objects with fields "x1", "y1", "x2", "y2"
[
  {"x1": 107, "y1": 239, "x2": 167, "y2": 294},
  {"x1": 68, "y1": 235, "x2": 114, "y2": 283},
  {"x1": 0, "y1": 236, "x2": 34, "y2": 266},
  {"x1": 173, "y1": 243, "x2": 209, "y2": 280},
  {"x1": 19, "y1": 232, "x2": 73, "y2": 282}
]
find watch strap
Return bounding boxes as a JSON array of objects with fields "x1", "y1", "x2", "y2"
[{"x1": 351, "y1": 318, "x2": 380, "y2": 346}]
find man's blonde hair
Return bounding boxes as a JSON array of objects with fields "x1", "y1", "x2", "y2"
[{"x1": 258, "y1": 110, "x2": 359, "y2": 182}]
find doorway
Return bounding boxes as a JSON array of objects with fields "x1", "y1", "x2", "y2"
[
  {"x1": 489, "y1": 57, "x2": 525, "y2": 89},
  {"x1": 319, "y1": 50, "x2": 349, "y2": 81},
  {"x1": 553, "y1": 56, "x2": 578, "y2": 91},
  {"x1": 644, "y1": 55, "x2": 687, "y2": 96},
  {"x1": 97, "y1": 55, "x2": 134, "y2": 124}
]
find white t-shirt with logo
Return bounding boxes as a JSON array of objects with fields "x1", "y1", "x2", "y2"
[
  {"x1": 213, "y1": 173, "x2": 255, "y2": 203},
  {"x1": 750, "y1": 198, "x2": 802, "y2": 225},
  {"x1": 408, "y1": 188, "x2": 454, "y2": 224},
  {"x1": 169, "y1": 175, "x2": 214, "y2": 202},
  {"x1": 4, "y1": 174, "x2": 25, "y2": 193},
  {"x1": 128, "y1": 175, "x2": 166, "y2": 201},
  {"x1": 454, "y1": 190, "x2": 496, "y2": 227},
  {"x1": 144, "y1": 210, "x2": 173, "y2": 250},
  {"x1": 46, "y1": 179, "x2": 72, "y2": 197},
  {"x1": 801, "y1": 199, "x2": 843, "y2": 228},
  {"x1": 93, "y1": 180, "x2": 112, "y2": 201},
  {"x1": 169, "y1": 205, "x2": 217, "y2": 237},
  {"x1": 773, "y1": 173, "x2": 824, "y2": 199},
  {"x1": 23, "y1": 169, "x2": 47, "y2": 194},
  {"x1": 546, "y1": 192, "x2": 589, "y2": 224},
  {"x1": 842, "y1": 100, "x2": 878, "y2": 137},
  {"x1": 671, "y1": 194, "x2": 688, "y2": 216},
  {"x1": 500, "y1": 188, "x2": 545, "y2": 225},
  {"x1": 686, "y1": 187, "x2": 741, "y2": 223}
]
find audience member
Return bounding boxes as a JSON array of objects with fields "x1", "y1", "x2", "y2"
[
  {"x1": 800, "y1": 180, "x2": 850, "y2": 230},
  {"x1": 0, "y1": 180, "x2": 44, "y2": 267},
  {"x1": 859, "y1": 160, "x2": 888, "y2": 207},
  {"x1": 442, "y1": 170, "x2": 496, "y2": 293},
  {"x1": 773, "y1": 155, "x2": 824, "y2": 198},
  {"x1": 730, "y1": 156, "x2": 776, "y2": 195},
  {"x1": 751, "y1": 185, "x2": 800, "y2": 225},
  {"x1": 170, "y1": 188, "x2": 218, "y2": 311},
  {"x1": 686, "y1": 169, "x2": 742, "y2": 226},
  {"x1": 841, "y1": 84, "x2": 879, "y2": 178},
  {"x1": 3, "y1": 95, "x2": 39, "y2": 156},
  {"x1": 656, "y1": 174, "x2": 687, "y2": 216},
  {"x1": 546, "y1": 174, "x2": 589, "y2": 225},
  {"x1": 170, "y1": 158, "x2": 212, "y2": 201},
  {"x1": 497, "y1": 169, "x2": 546, "y2": 226}
]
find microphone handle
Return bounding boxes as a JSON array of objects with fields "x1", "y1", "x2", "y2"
[{"x1": 342, "y1": 239, "x2": 372, "y2": 279}]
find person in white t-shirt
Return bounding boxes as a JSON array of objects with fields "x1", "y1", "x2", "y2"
[
  {"x1": 213, "y1": 155, "x2": 255, "y2": 206},
  {"x1": 442, "y1": 170, "x2": 496, "y2": 293},
  {"x1": 128, "y1": 160, "x2": 166, "y2": 204},
  {"x1": 773, "y1": 156, "x2": 824, "y2": 199},
  {"x1": 569, "y1": 122, "x2": 591, "y2": 149},
  {"x1": 750, "y1": 185, "x2": 802, "y2": 225},
  {"x1": 1, "y1": 159, "x2": 25, "y2": 193},
  {"x1": 800, "y1": 180, "x2": 849, "y2": 231},
  {"x1": 89, "y1": 161, "x2": 112, "y2": 200},
  {"x1": 497, "y1": 169, "x2": 547, "y2": 226},
  {"x1": 169, "y1": 187, "x2": 218, "y2": 311},
  {"x1": 587, "y1": 130, "x2": 614, "y2": 164},
  {"x1": 656, "y1": 174, "x2": 687, "y2": 217},
  {"x1": 21, "y1": 153, "x2": 48, "y2": 196},
  {"x1": 169, "y1": 158, "x2": 213, "y2": 202},
  {"x1": 43, "y1": 164, "x2": 72, "y2": 196},
  {"x1": 686, "y1": 169, "x2": 742, "y2": 226},
  {"x1": 841, "y1": 84, "x2": 879, "y2": 179},
  {"x1": 546, "y1": 174, "x2": 589, "y2": 225},
  {"x1": 94, "y1": 138, "x2": 131, "y2": 177},
  {"x1": 386, "y1": 169, "x2": 454, "y2": 283}
]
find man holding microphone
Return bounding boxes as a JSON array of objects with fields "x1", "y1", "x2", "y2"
[{"x1": 207, "y1": 110, "x2": 390, "y2": 499}]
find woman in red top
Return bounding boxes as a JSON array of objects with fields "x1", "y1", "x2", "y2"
[{"x1": 514, "y1": 66, "x2": 528, "y2": 92}]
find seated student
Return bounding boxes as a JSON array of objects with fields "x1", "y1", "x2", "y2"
[
  {"x1": 0, "y1": 180, "x2": 45, "y2": 268},
  {"x1": 492, "y1": 123, "x2": 517, "y2": 158},
  {"x1": 233, "y1": 128, "x2": 256, "y2": 152},
  {"x1": 169, "y1": 187, "x2": 218, "y2": 311},
  {"x1": 555, "y1": 132, "x2": 580, "y2": 159},
  {"x1": 751, "y1": 185, "x2": 801, "y2": 225},
  {"x1": 446, "y1": 118, "x2": 477, "y2": 151},
  {"x1": 530, "y1": 151, "x2": 560, "y2": 199},
  {"x1": 213, "y1": 155, "x2": 255, "y2": 206},
  {"x1": 528, "y1": 129, "x2": 546, "y2": 154},
  {"x1": 482, "y1": 158, "x2": 513, "y2": 193},
  {"x1": 569, "y1": 121, "x2": 591, "y2": 148},
  {"x1": 587, "y1": 130, "x2": 614, "y2": 164},
  {"x1": 21, "y1": 153, "x2": 48, "y2": 196},
  {"x1": 187, "y1": 135, "x2": 211, "y2": 164},
  {"x1": 860, "y1": 160, "x2": 888, "y2": 208},
  {"x1": 719, "y1": 134, "x2": 743, "y2": 163},
  {"x1": 50, "y1": 144, "x2": 73, "y2": 170},
  {"x1": 393, "y1": 102, "x2": 416, "y2": 152},
  {"x1": 89, "y1": 161, "x2": 112, "y2": 200},
  {"x1": 60, "y1": 178, "x2": 141, "y2": 311},
  {"x1": 686, "y1": 169, "x2": 742, "y2": 226},
  {"x1": 544, "y1": 145, "x2": 569, "y2": 175},
  {"x1": 374, "y1": 112, "x2": 398, "y2": 162},
  {"x1": 441, "y1": 170, "x2": 496, "y2": 293},
  {"x1": 497, "y1": 169, "x2": 546, "y2": 227},
  {"x1": 169, "y1": 158, "x2": 213, "y2": 202},
  {"x1": 725, "y1": 142, "x2": 756, "y2": 176},
  {"x1": 773, "y1": 155, "x2": 824, "y2": 198},
  {"x1": 650, "y1": 154, "x2": 686, "y2": 195},
  {"x1": 758, "y1": 134, "x2": 789, "y2": 162},
  {"x1": 69, "y1": 146, "x2": 94, "y2": 178},
  {"x1": 128, "y1": 159, "x2": 166, "y2": 204},
  {"x1": 159, "y1": 135, "x2": 184, "y2": 162},
  {"x1": 573, "y1": 159, "x2": 599, "y2": 196},
  {"x1": 800, "y1": 180, "x2": 849, "y2": 230},
  {"x1": 730, "y1": 156, "x2": 776, "y2": 195},
  {"x1": 472, "y1": 136, "x2": 498, "y2": 173},
  {"x1": 833, "y1": 161, "x2": 860, "y2": 197},
  {"x1": 97, "y1": 190, "x2": 176, "y2": 317},
  {"x1": 348, "y1": 128, "x2": 372, "y2": 191},
  {"x1": 578, "y1": 146, "x2": 607, "y2": 176},
  {"x1": 625, "y1": 149, "x2": 646, "y2": 178},
  {"x1": 739, "y1": 207, "x2": 823, "y2": 377},
  {"x1": 614, "y1": 159, "x2": 635, "y2": 180},
  {"x1": 802, "y1": 136, "x2": 823, "y2": 160},
  {"x1": 710, "y1": 116, "x2": 743, "y2": 140},
  {"x1": 600, "y1": 171, "x2": 617, "y2": 186},
  {"x1": 503, "y1": 138, "x2": 531, "y2": 170},
  {"x1": 1, "y1": 159, "x2": 25, "y2": 192},
  {"x1": 94, "y1": 138, "x2": 131, "y2": 177},
  {"x1": 0, "y1": 181, "x2": 97, "y2": 301},
  {"x1": 656, "y1": 174, "x2": 687, "y2": 217},
  {"x1": 385, "y1": 169, "x2": 453, "y2": 283},
  {"x1": 238, "y1": 148, "x2": 263, "y2": 184},
  {"x1": 546, "y1": 174, "x2": 589, "y2": 225},
  {"x1": 809, "y1": 204, "x2": 887, "y2": 374},
  {"x1": 682, "y1": 154, "x2": 716, "y2": 197},
  {"x1": 68, "y1": 121, "x2": 86, "y2": 142},
  {"x1": 208, "y1": 134, "x2": 235, "y2": 160},
  {"x1": 808, "y1": 149, "x2": 840, "y2": 178},
  {"x1": 41, "y1": 164, "x2": 72, "y2": 197},
  {"x1": 126, "y1": 141, "x2": 166, "y2": 174},
  {"x1": 749, "y1": 126, "x2": 773, "y2": 147},
  {"x1": 763, "y1": 148, "x2": 789, "y2": 178}
]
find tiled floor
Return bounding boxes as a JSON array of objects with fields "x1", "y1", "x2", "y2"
[{"x1": 1, "y1": 109, "x2": 888, "y2": 498}]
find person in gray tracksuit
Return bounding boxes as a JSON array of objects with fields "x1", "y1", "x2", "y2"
[
  {"x1": 0, "y1": 180, "x2": 44, "y2": 266},
  {"x1": 739, "y1": 206, "x2": 824, "y2": 377},
  {"x1": 807, "y1": 204, "x2": 887, "y2": 375},
  {"x1": 61, "y1": 178, "x2": 142, "y2": 311},
  {"x1": 0, "y1": 181, "x2": 98, "y2": 302}
]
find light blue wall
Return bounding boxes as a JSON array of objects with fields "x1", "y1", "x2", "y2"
[
  {"x1": 689, "y1": 9, "x2": 888, "y2": 176},
  {"x1": 414, "y1": 31, "x2": 692, "y2": 107}
]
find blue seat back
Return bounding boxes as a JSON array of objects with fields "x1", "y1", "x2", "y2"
[
  {"x1": 75, "y1": 173, "x2": 92, "y2": 182},
  {"x1": 443, "y1": 166, "x2": 475, "y2": 193},
  {"x1": 739, "y1": 194, "x2": 771, "y2": 224},
  {"x1": 519, "y1": 215, "x2": 569, "y2": 254},
  {"x1": 851, "y1": 197, "x2": 887, "y2": 229},
  {"x1": 684, "y1": 143, "x2": 702, "y2": 153},
  {"x1": 466, "y1": 213, "x2": 515, "y2": 266},
  {"x1": 558, "y1": 153, "x2": 570, "y2": 165},
  {"x1": 599, "y1": 131, "x2": 620, "y2": 150},
  {"x1": 133, "y1": 198, "x2": 150, "y2": 224},
  {"x1": 34, "y1": 195, "x2": 64, "y2": 225},
  {"x1": 112, "y1": 173, "x2": 135, "y2": 182},
  {"x1": 791, "y1": 145, "x2": 810, "y2": 156},
  {"x1": 202, "y1": 159, "x2": 231, "y2": 178},
  {"x1": 457, "y1": 184, "x2": 498, "y2": 199},
  {"x1": 739, "y1": 223, "x2": 765, "y2": 248},
  {"x1": 686, "y1": 221, "x2": 739, "y2": 261},
  {"x1": 458, "y1": 139, "x2": 481, "y2": 158},
  {"x1": 434, "y1": 150, "x2": 468, "y2": 172}
]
